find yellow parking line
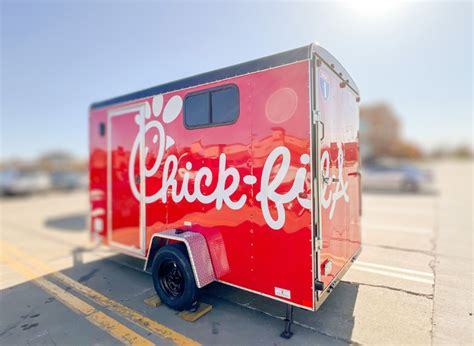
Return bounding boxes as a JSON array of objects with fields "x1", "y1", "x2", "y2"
[
  {"x1": 52, "y1": 272, "x2": 200, "y2": 346},
  {"x1": 0, "y1": 252, "x2": 154, "y2": 346},
  {"x1": 1, "y1": 240, "x2": 201, "y2": 346}
]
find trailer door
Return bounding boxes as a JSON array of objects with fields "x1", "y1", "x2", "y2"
[
  {"x1": 315, "y1": 62, "x2": 361, "y2": 291},
  {"x1": 107, "y1": 103, "x2": 147, "y2": 256}
]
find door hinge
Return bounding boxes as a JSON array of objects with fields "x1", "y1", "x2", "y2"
[
  {"x1": 312, "y1": 110, "x2": 320, "y2": 124},
  {"x1": 315, "y1": 239, "x2": 323, "y2": 251},
  {"x1": 314, "y1": 280, "x2": 324, "y2": 291}
]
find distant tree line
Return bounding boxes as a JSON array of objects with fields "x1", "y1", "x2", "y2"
[{"x1": 360, "y1": 103, "x2": 472, "y2": 161}]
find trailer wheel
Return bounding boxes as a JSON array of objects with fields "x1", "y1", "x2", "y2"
[{"x1": 151, "y1": 243, "x2": 198, "y2": 311}]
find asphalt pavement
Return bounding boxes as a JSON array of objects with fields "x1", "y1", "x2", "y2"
[{"x1": 0, "y1": 160, "x2": 472, "y2": 345}]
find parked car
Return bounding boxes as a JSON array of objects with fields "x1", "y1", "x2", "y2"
[
  {"x1": 50, "y1": 171, "x2": 87, "y2": 190},
  {"x1": 362, "y1": 161, "x2": 433, "y2": 193},
  {"x1": 0, "y1": 169, "x2": 52, "y2": 195}
]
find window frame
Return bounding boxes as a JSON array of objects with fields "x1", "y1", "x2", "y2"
[{"x1": 183, "y1": 83, "x2": 240, "y2": 130}]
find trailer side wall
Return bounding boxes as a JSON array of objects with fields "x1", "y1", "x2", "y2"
[{"x1": 90, "y1": 60, "x2": 315, "y2": 309}]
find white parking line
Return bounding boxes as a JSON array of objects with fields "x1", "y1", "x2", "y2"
[
  {"x1": 363, "y1": 224, "x2": 432, "y2": 235},
  {"x1": 351, "y1": 265, "x2": 434, "y2": 284},
  {"x1": 356, "y1": 261, "x2": 433, "y2": 277}
]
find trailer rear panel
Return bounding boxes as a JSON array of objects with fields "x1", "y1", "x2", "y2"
[{"x1": 315, "y1": 60, "x2": 361, "y2": 292}]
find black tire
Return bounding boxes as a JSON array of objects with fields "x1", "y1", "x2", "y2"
[{"x1": 151, "y1": 244, "x2": 198, "y2": 311}]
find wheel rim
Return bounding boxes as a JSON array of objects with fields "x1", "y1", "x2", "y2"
[{"x1": 159, "y1": 259, "x2": 185, "y2": 298}]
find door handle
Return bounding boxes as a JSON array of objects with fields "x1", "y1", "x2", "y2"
[
  {"x1": 135, "y1": 175, "x2": 140, "y2": 184},
  {"x1": 322, "y1": 176, "x2": 339, "y2": 184},
  {"x1": 318, "y1": 120, "x2": 325, "y2": 140}
]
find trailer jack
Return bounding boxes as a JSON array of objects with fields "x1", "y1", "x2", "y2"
[{"x1": 280, "y1": 304, "x2": 294, "y2": 339}]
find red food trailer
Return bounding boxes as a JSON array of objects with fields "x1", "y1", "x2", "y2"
[{"x1": 89, "y1": 43, "x2": 361, "y2": 338}]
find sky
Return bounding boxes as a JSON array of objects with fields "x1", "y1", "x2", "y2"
[{"x1": 1, "y1": 0, "x2": 472, "y2": 160}]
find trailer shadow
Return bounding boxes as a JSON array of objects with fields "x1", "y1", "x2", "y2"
[
  {"x1": 44, "y1": 213, "x2": 87, "y2": 232},
  {"x1": 63, "y1": 247, "x2": 358, "y2": 343},
  {"x1": 1, "y1": 252, "x2": 352, "y2": 345},
  {"x1": 202, "y1": 281, "x2": 358, "y2": 343}
]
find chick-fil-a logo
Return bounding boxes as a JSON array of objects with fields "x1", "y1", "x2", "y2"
[
  {"x1": 320, "y1": 144, "x2": 349, "y2": 219},
  {"x1": 110, "y1": 94, "x2": 348, "y2": 230}
]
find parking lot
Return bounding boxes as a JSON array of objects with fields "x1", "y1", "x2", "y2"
[{"x1": 0, "y1": 160, "x2": 472, "y2": 345}]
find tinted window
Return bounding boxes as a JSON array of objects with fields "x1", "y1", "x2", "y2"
[
  {"x1": 184, "y1": 84, "x2": 239, "y2": 129},
  {"x1": 211, "y1": 86, "x2": 239, "y2": 125},
  {"x1": 184, "y1": 92, "x2": 210, "y2": 127},
  {"x1": 99, "y1": 122, "x2": 106, "y2": 136}
]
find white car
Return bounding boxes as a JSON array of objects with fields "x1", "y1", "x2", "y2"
[{"x1": 0, "y1": 169, "x2": 52, "y2": 195}]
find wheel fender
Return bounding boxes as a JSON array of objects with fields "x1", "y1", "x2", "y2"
[{"x1": 144, "y1": 230, "x2": 216, "y2": 288}]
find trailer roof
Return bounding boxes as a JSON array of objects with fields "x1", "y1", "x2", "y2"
[{"x1": 91, "y1": 43, "x2": 359, "y2": 110}]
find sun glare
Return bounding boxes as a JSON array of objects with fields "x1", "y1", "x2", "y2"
[{"x1": 348, "y1": 0, "x2": 400, "y2": 17}]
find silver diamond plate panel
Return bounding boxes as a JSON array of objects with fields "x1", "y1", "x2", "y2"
[{"x1": 158, "y1": 230, "x2": 216, "y2": 288}]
